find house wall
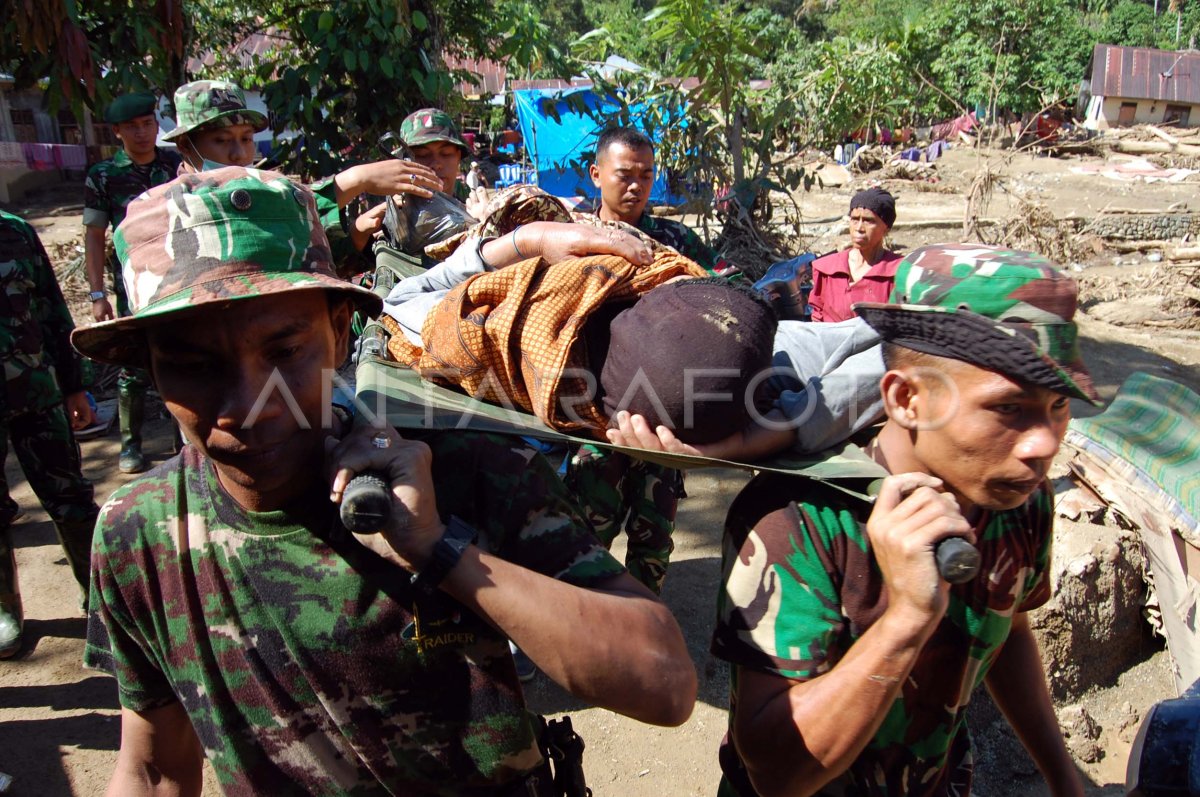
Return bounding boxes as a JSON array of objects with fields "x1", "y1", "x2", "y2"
[
  {"x1": 1085, "y1": 96, "x2": 1200, "y2": 129},
  {"x1": 1, "y1": 86, "x2": 90, "y2": 205},
  {"x1": 0, "y1": 167, "x2": 60, "y2": 204}
]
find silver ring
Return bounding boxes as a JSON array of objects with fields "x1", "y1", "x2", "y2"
[
  {"x1": 410, "y1": 173, "x2": 416, "y2": 184},
  {"x1": 372, "y1": 434, "x2": 391, "y2": 449}
]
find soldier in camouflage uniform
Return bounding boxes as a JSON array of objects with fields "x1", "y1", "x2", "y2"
[
  {"x1": 711, "y1": 244, "x2": 1098, "y2": 797},
  {"x1": 566, "y1": 126, "x2": 735, "y2": 595},
  {"x1": 0, "y1": 211, "x2": 100, "y2": 657},
  {"x1": 400, "y1": 108, "x2": 474, "y2": 203},
  {"x1": 587, "y1": 126, "x2": 729, "y2": 274},
  {"x1": 84, "y1": 91, "x2": 182, "y2": 474},
  {"x1": 72, "y1": 166, "x2": 695, "y2": 795},
  {"x1": 166, "y1": 79, "x2": 445, "y2": 278}
]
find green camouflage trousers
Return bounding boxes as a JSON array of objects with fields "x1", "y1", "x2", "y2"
[
  {"x1": 0, "y1": 405, "x2": 99, "y2": 598},
  {"x1": 109, "y1": 254, "x2": 150, "y2": 399},
  {"x1": 566, "y1": 446, "x2": 683, "y2": 594}
]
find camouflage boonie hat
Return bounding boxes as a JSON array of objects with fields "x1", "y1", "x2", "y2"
[
  {"x1": 71, "y1": 167, "x2": 382, "y2": 366},
  {"x1": 399, "y1": 108, "x2": 471, "y2": 154},
  {"x1": 855, "y1": 244, "x2": 1100, "y2": 403},
  {"x1": 162, "y1": 80, "x2": 268, "y2": 141}
]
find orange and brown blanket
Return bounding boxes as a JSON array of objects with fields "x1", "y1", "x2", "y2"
[{"x1": 381, "y1": 250, "x2": 708, "y2": 437}]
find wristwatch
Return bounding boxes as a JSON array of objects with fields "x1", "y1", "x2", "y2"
[
  {"x1": 410, "y1": 516, "x2": 478, "y2": 597},
  {"x1": 88, "y1": 290, "x2": 106, "y2": 302}
]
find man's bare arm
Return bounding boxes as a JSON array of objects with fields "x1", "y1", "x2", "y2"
[
  {"x1": 985, "y1": 613, "x2": 1084, "y2": 797},
  {"x1": 733, "y1": 609, "x2": 932, "y2": 796},
  {"x1": 328, "y1": 426, "x2": 696, "y2": 728},
  {"x1": 106, "y1": 703, "x2": 204, "y2": 797},
  {"x1": 445, "y1": 560, "x2": 696, "y2": 727}
]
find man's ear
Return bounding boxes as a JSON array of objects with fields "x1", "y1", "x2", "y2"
[
  {"x1": 589, "y1": 162, "x2": 601, "y2": 188},
  {"x1": 330, "y1": 298, "x2": 354, "y2": 355},
  {"x1": 880, "y1": 369, "x2": 920, "y2": 430}
]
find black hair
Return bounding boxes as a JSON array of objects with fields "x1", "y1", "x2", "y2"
[{"x1": 596, "y1": 127, "x2": 654, "y2": 161}]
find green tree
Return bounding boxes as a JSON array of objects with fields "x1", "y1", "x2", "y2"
[
  {"x1": 0, "y1": 0, "x2": 186, "y2": 115},
  {"x1": 914, "y1": 0, "x2": 1097, "y2": 116},
  {"x1": 577, "y1": 0, "x2": 670, "y2": 69},
  {"x1": 1100, "y1": 0, "x2": 1160, "y2": 45},
  {"x1": 769, "y1": 36, "x2": 921, "y2": 146}
]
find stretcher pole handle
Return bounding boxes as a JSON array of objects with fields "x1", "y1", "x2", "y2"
[
  {"x1": 340, "y1": 472, "x2": 393, "y2": 534},
  {"x1": 935, "y1": 538, "x2": 980, "y2": 584}
]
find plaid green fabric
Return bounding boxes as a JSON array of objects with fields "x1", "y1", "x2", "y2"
[
  {"x1": 856, "y1": 244, "x2": 1098, "y2": 403},
  {"x1": 399, "y1": 108, "x2": 470, "y2": 152},
  {"x1": 1068, "y1": 372, "x2": 1200, "y2": 524},
  {"x1": 163, "y1": 80, "x2": 267, "y2": 141},
  {"x1": 71, "y1": 167, "x2": 381, "y2": 366}
]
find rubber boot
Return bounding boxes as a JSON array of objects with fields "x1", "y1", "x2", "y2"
[
  {"x1": 118, "y1": 386, "x2": 148, "y2": 474},
  {"x1": 0, "y1": 541, "x2": 22, "y2": 659}
]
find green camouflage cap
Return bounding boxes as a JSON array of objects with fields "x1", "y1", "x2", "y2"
[
  {"x1": 105, "y1": 92, "x2": 158, "y2": 124},
  {"x1": 855, "y1": 243, "x2": 1100, "y2": 403},
  {"x1": 399, "y1": 108, "x2": 471, "y2": 154},
  {"x1": 71, "y1": 166, "x2": 382, "y2": 366},
  {"x1": 162, "y1": 80, "x2": 268, "y2": 142}
]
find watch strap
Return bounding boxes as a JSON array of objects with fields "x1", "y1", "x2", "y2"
[{"x1": 411, "y1": 516, "x2": 477, "y2": 597}]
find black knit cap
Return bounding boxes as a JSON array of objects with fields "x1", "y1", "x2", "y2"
[
  {"x1": 599, "y1": 278, "x2": 778, "y2": 444},
  {"x1": 849, "y1": 186, "x2": 896, "y2": 228}
]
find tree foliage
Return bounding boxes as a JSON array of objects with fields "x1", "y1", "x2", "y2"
[{"x1": 0, "y1": 0, "x2": 186, "y2": 116}]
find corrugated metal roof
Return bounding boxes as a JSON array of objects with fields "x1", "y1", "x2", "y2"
[
  {"x1": 444, "y1": 54, "x2": 507, "y2": 97},
  {"x1": 1090, "y1": 43, "x2": 1200, "y2": 104},
  {"x1": 510, "y1": 78, "x2": 594, "y2": 91}
]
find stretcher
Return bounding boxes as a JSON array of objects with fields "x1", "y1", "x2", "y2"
[{"x1": 354, "y1": 242, "x2": 881, "y2": 492}]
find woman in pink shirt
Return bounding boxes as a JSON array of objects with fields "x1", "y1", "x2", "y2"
[{"x1": 809, "y1": 187, "x2": 902, "y2": 322}]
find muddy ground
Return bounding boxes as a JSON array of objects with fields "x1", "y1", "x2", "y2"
[{"x1": 0, "y1": 143, "x2": 1197, "y2": 795}]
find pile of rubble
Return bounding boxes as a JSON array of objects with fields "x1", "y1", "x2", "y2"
[{"x1": 1078, "y1": 260, "x2": 1200, "y2": 330}]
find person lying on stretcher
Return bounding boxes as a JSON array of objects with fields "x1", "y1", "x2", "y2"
[{"x1": 380, "y1": 220, "x2": 889, "y2": 460}]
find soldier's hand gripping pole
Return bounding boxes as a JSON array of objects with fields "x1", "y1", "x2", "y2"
[{"x1": 340, "y1": 320, "x2": 395, "y2": 534}]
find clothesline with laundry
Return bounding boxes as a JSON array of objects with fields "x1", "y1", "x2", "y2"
[{"x1": 0, "y1": 141, "x2": 92, "y2": 171}]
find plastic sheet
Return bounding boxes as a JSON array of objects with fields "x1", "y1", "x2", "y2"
[{"x1": 383, "y1": 191, "x2": 475, "y2": 255}]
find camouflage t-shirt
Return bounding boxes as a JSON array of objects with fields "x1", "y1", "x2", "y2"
[
  {"x1": 85, "y1": 431, "x2": 624, "y2": 796},
  {"x1": 711, "y1": 471, "x2": 1053, "y2": 797},
  {"x1": 0, "y1": 210, "x2": 85, "y2": 416},
  {"x1": 635, "y1": 213, "x2": 726, "y2": 273},
  {"x1": 82, "y1": 147, "x2": 182, "y2": 232}
]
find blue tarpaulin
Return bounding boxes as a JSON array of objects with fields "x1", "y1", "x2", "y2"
[{"x1": 511, "y1": 87, "x2": 682, "y2": 204}]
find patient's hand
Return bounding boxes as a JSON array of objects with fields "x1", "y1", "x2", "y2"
[
  {"x1": 605, "y1": 410, "x2": 796, "y2": 463},
  {"x1": 528, "y1": 222, "x2": 654, "y2": 266}
]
